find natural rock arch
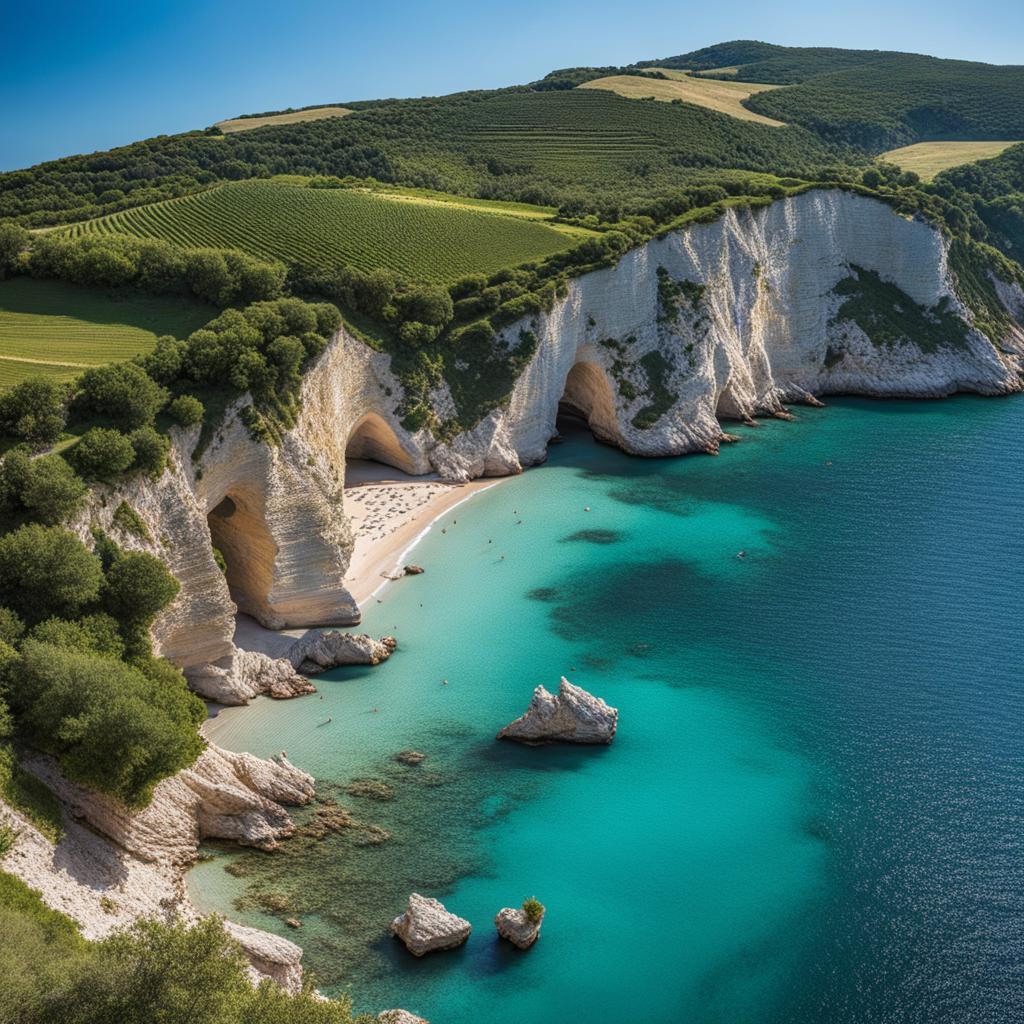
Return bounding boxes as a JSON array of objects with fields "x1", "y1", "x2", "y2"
[
  {"x1": 207, "y1": 491, "x2": 277, "y2": 623},
  {"x1": 345, "y1": 412, "x2": 416, "y2": 474},
  {"x1": 558, "y1": 360, "x2": 621, "y2": 446}
]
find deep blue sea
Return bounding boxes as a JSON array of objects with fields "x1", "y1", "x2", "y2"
[{"x1": 191, "y1": 395, "x2": 1024, "y2": 1023}]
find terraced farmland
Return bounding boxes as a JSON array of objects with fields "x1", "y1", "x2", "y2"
[
  {"x1": 64, "y1": 181, "x2": 584, "y2": 282},
  {"x1": 0, "y1": 278, "x2": 214, "y2": 390}
]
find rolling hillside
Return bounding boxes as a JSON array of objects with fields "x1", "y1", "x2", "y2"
[
  {"x1": 60, "y1": 181, "x2": 587, "y2": 282},
  {"x1": 579, "y1": 70, "x2": 783, "y2": 125},
  {"x1": 0, "y1": 278, "x2": 214, "y2": 389}
]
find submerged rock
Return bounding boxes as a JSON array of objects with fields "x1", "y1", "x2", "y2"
[
  {"x1": 404, "y1": 564, "x2": 425, "y2": 575},
  {"x1": 497, "y1": 678, "x2": 617, "y2": 745},
  {"x1": 390, "y1": 893, "x2": 471, "y2": 956},
  {"x1": 287, "y1": 631, "x2": 396, "y2": 675},
  {"x1": 395, "y1": 750, "x2": 426, "y2": 766},
  {"x1": 495, "y1": 904, "x2": 545, "y2": 949}
]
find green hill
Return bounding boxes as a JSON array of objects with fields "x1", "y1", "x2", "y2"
[
  {"x1": 639, "y1": 42, "x2": 1024, "y2": 152},
  {"x1": 61, "y1": 180, "x2": 588, "y2": 283}
]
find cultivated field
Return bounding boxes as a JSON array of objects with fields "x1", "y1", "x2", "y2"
[
  {"x1": 0, "y1": 279, "x2": 214, "y2": 390},
  {"x1": 215, "y1": 106, "x2": 352, "y2": 133},
  {"x1": 63, "y1": 181, "x2": 585, "y2": 282},
  {"x1": 580, "y1": 71, "x2": 784, "y2": 126},
  {"x1": 881, "y1": 140, "x2": 1023, "y2": 180}
]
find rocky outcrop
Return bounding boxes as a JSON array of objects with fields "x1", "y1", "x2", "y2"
[
  {"x1": 2, "y1": 746, "x2": 314, "y2": 993},
  {"x1": 226, "y1": 921, "x2": 305, "y2": 994},
  {"x1": 191, "y1": 648, "x2": 316, "y2": 705},
  {"x1": 24, "y1": 742, "x2": 314, "y2": 864},
  {"x1": 378, "y1": 1012, "x2": 429, "y2": 1024},
  {"x1": 287, "y1": 630, "x2": 397, "y2": 675},
  {"x1": 390, "y1": 893, "x2": 472, "y2": 956},
  {"x1": 498, "y1": 678, "x2": 618, "y2": 745},
  {"x1": 495, "y1": 905, "x2": 544, "y2": 949}
]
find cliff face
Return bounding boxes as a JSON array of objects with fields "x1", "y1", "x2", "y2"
[
  {"x1": 433, "y1": 189, "x2": 1022, "y2": 476},
  {"x1": 84, "y1": 190, "x2": 1022, "y2": 693}
]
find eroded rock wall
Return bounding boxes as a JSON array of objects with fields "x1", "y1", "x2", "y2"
[{"x1": 82, "y1": 190, "x2": 1023, "y2": 690}]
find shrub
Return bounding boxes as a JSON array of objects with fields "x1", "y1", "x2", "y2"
[
  {"x1": 0, "y1": 223, "x2": 30, "y2": 278},
  {"x1": 167, "y1": 394, "x2": 204, "y2": 427},
  {"x1": 129, "y1": 426, "x2": 170, "y2": 479},
  {"x1": 70, "y1": 427, "x2": 135, "y2": 481},
  {"x1": 102, "y1": 550, "x2": 180, "y2": 627},
  {"x1": 0, "y1": 378, "x2": 68, "y2": 447},
  {"x1": 0, "y1": 607, "x2": 24, "y2": 645},
  {"x1": 111, "y1": 500, "x2": 150, "y2": 540},
  {"x1": 17, "y1": 454, "x2": 88, "y2": 525},
  {"x1": 13, "y1": 640, "x2": 204, "y2": 807},
  {"x1": 0, "y1": 525, "x2": 104, "y2": 623},
  {"x1": 522, "y1": 896, "x2": 545, "y2": 922},
  {"x1": 138, "y1": 335, "x2": 185, "y2": 384},
  {"x1": 76, "y1": 363, "x2": 168, "y2": 430},
  {"x1": 29, "y1": 613, "x2": 126, "y2": 660}
]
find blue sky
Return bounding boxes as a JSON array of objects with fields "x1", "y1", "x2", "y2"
[{"x1": 2, "y1": 0, "x2": 1022, "y2": 171}]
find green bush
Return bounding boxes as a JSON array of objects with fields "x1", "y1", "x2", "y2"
[
  {"x1": 13, "y1": 640, "x2": 204, "y2": 808},
  {"x1": 111, "y1": 501, "x2": 150, "y2": 540},
  {"x1": 0, "y1": 378, "x2": 68, "y2": 448},
  {"x1": 0, "y1": 608, "x2": 24, "y2": 646},
  {"x1": 167, "y1": 394, "x2": 204, "y2": 427},
  {"x1": 70, "y1": 428, "x2": 136, "y2": 482},
  {"x1": 0, "y1": 223, "x2": 30, "y2": 278},
  {"x1": 138, "y1": 335, "x2": 185, "y2": 384},
  {"x1": 2, "y1": 452, "x2": 88, "y2": 525},
  {"x1": 0, "y1": 525, "x2": 103, "y2": 623},
  {"x1": 101, "y1": 550, "x2": 181, "y2": 628},
  {"x1": 522, "y1": 896, "x2": 545, "y2": 922},
  {"x1": 129, "y1": 426, "x2": 170, "y2": 479},
  {"x1": 29, "y1": 614, "x2": 126, "y2": 660},
  {"x1": 76, "y1": 363, "x2": 168, "y2": 430}
]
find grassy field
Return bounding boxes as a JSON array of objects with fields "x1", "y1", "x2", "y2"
[
  {"x1": 0, "y1": 278, "x2": 214, "y2": 390},
  {"x1": 580, "y1": 71, "x2": 783, "y2": 126},
  {"x1": 62, "y1": 181, "x2": 587, "y2": 282},
  {"x1": 881, "y1": 140, "x2": 1023, "y2": 180},
  {"x1": 215, "y1": 106, "x2": 352, "y2": 133}
]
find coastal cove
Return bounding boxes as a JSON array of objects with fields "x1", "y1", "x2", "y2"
[{"x1": 191, "y1": 395, "x2": 1024, "y2": 1023}]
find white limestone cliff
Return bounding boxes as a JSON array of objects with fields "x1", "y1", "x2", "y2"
[{"x1": 76, "y1": 190, "x2": 1023, "y2": 705}]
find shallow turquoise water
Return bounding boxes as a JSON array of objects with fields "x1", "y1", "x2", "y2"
[{"x1": 191, "y1": 395, "x2": 1024, "y2": 1023}]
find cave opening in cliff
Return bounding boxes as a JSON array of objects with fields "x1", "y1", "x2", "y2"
[
  {"x1": 207, "y1": 492, "x2": 277, "y2": 621},
  {"x1": 344, "y1": 412, "x2": 417, "y2": 484},
  {"x1": 556, "y1": 360, "x2": 621, "y2": 446}
]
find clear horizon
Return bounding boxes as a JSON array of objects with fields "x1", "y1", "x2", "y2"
[{"x1": 2, "y1": 0, "x2": 1022, "y2": 172}]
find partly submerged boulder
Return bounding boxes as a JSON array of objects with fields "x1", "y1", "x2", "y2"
[
  {"x1": 378, "y1": 1012, "x2": 429, "y2": 1024},
  {"x1": 390, "y1": 893, "x2": 471, "y2": 956},
  {"x1": 497, "y1": 678, "x2": 617, "y2": 745},
  {"x1": 287, "y1": 631, "x2": 396, "y2": 675},
  {"x1": 495, "y1": 905, "x2": 544, "y2": 949}
]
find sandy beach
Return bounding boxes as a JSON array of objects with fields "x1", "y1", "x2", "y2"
[{"x1": 342, "y1": 460, "x2": 501, "y2": 606}]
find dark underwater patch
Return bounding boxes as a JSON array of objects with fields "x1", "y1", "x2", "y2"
[{"x1": 560, "y1": 528, "x2": 625, "y2": 544}]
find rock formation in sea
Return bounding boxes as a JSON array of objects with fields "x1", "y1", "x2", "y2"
[
  {"x1": 287, "y1": 630, "x2": 397, "y2": 676},
  {"x1": 377, "y1": 1011, "x2": 430, "y2": 1024},
  {"x1": 495, "y1": 904, "x2": 545, "y2": 949},
  {"x1": 390, "y1": 893, "x2": 473, "y2": 956},
  {"x1": 498, "y1": 678, "x2": 618, "y2": 745}
]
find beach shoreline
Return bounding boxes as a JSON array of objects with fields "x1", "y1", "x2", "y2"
[{"x1": 342, "y1": 460, "x2": 503, "y2": 607}]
